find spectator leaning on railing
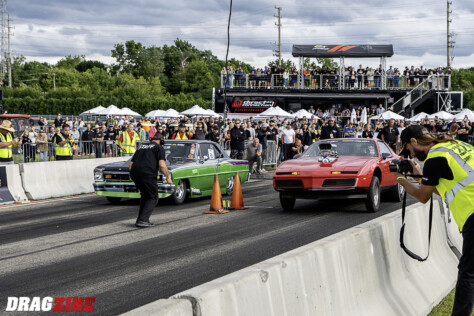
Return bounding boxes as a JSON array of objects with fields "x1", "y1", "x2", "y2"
[
  {"x1": 37, "y1": 130, "x2": 49, "y2": 162},
  {"x1": 246, "y1": 138, "x2": 263, "y2": 174}
]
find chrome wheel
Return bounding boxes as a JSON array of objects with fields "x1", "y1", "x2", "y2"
[
  {"x1": 176, "y1": 181, "x2": 185, "y2": 200},
  {"x1": 172, "y1": 180, "x2": 187, "y2": 205},
  {"x1": 373, "y1": 185, "x2": 380, "y2": 207}
]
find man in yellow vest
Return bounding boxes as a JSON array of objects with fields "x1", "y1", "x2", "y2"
[
  {"x1": 0, "y1": 120, "x2": 18, "y2": 165},
  {"x1": 53, "y1": 124, "x2": 74, "y2": 161},
  {"x1": 171, "y1": 123, "x2": 192, "y2": 140},
  {"x1": 118, "y1": 123, "x2": 138, "y2": 157},
  {"x1": 397, "y1": 125, "x2": 474, "y2": 316}
]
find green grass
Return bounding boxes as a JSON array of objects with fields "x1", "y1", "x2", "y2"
[{"x1": 428, "y1": 289, "x2": 474, "y2": 315}]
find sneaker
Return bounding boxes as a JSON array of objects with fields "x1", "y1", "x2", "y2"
[
  {"x1": 259, "y1": 169, "x2": 268, "y2": 173},
  {"x1": 135, "y1": 221, "x2": 155, "y2": 228}
]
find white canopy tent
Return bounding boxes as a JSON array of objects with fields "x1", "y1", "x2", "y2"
[
  {"x1": 452, "y1": 109, "x2": 474, "y2": 122},
  {"x1": 145, "y1": 110, "x2": 167, "y2": 118},
  {"x1": 96, "y1": 105, "x2": 127, "y2": 117},
  {"x1": 428, "y1": 111, "x2": 453, "y2": 120},
  {"x1": 256, "y1": 106, "x2": 294, "y2": 118},
  {"x1": 121, "y1": 107, "x2": 142, "y2": 117},
  {"x1": 205, "y1": 109, "x2": 222, "y2": 117},
  {"x1": 408, "y1": 112, "x2": 429, "y2": 122},
  {"x1": 80, "y1": 105, "x2": 105, "y2": 115},
  {"x1": 294, "y1": 109, "x2": 313, "y2": 119},
  {"x1": 181, "y1": 105, "x2": 210, "y2": 116},
  {"x1": 162, "y1": 109, "x2": 184, "y2": 118},
  {"x1": 370, "y1": 110, "x2": 405, "y2": 121}
]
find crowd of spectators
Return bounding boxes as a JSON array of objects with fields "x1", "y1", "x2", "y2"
[
  {"x1": 221, "y1": 64, "x2": 452, "y2": 90},
  {"x1": 11, "y1": 106, "x2": 472, "y2": 175}
]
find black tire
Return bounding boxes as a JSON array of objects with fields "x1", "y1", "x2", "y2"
[
  {"x1": 280, "y1": 192, "x2": 296, "y2": 211},
  {"x1": 106, "y1": 197, "x2": 122, "y2": 204},
  {"x1": 224, "y1": 176, "x2": 234, "y2": 196},
  {"x1": 365, "y1": 176, "x2": 381, "y2": 213},
  {"x1": 385, "y1": 182, "x2": 405, "y2": 202},
  {"x1": 172, "y1": 180, "x2": 187, "y2": 205}
]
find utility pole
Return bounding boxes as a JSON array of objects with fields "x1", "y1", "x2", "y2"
[
  {"x1": 0, "y1": 0, "x2": 7, "y2": 85},
  {"x1": 274, "y1": 6, "x2": 282, "y2": 67},
  {"x1": 7, "y1": 15, "x2": 11, "y2": 88},
  {"x1": 447, "y1": 1, "x2": 455, "y2": 68}
]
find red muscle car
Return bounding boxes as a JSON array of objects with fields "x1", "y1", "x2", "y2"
[{"x1": 273, "y1": 139, "x2": 404, "y2": 212}]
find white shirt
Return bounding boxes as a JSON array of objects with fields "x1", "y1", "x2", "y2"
[{"x1": 282, "y1": 128, "x2": 295, "y2": 144}]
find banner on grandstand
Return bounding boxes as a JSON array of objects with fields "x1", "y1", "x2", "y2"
[
  {"x1": 292, "y1": 44, "x2": 394, "y2": 58},
  {"x1": 231, "y1": 98, "x2": 277, "y2": 113}
]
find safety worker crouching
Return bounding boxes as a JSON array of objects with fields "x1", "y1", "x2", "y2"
[
  {"x1": 119, "y1": 123, "x2": 138, "y2": 157},
  {"x1": 0, "y1": 120, "x2": 18, "y2": 165},
  {"x1": 54, "y1": 123, "x2": 75, "y2": 161},
  {"x1": 396, "y1": 125, "x2": 474, "y2": 316},
  {"x1": 128, "y1": 133, "x2": 172, "y2": 228}
]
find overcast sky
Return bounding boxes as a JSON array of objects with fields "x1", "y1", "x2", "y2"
[{"x1": 8, "y1": 0, "x2": 474, "y2": 69}]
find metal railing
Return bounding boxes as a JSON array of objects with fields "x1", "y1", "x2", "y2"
[
  {"x1": 393, "y1": 75, "x2": 436, "y2": 114},
  {"x1": 13, "y1": 140, "x2": 127, "y2": 163},
  {"x1": 223, "y1": 140, "x2": 277, "y2": 166},
  {"x1": 221, "y1": 73, "x2": 451, "y2": 91}
]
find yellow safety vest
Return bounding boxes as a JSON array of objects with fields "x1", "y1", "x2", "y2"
[
  {"x1": 121, "y1": 131, "x2": 137, "y2": 154},
  {"x1": 426, "y1": 141, "x2": 474, "y2": 231},
  {"x1": 176, "y1": 132, "x2": 188, "y2": 140},
  {"x1": 0, "y1": 132, "x2": 12, "y2": 159},
  {"x1": 56, "y1": 133, "x2": 73, "y2": 157}
]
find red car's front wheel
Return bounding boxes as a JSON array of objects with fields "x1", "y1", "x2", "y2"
[
  {"x1": 280, "y1": 193, "x2": 296, "y2": 211},
  {"x1": 365, "y1": 176, "x2": 380, "y2": 213}
]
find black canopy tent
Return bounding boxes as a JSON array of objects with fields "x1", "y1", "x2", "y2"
[{"x1": 291, "y1": 44, "x2": 394, "y2": 89}]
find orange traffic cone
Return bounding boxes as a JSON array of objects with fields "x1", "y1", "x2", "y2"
[
  {"x1": 231, "y1": 172, "x2": 248, "y2": 210},
  {"x1": 205, "y1": 174, "x2": 229, "y2": 214}
]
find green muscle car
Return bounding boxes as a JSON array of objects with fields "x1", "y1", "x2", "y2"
[{"x1": 93, "y1": 140, "x2": 250, "y2": 204}]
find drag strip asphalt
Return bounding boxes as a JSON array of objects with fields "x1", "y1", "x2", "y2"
[{"x1": 0, "y1": 179, "x2": 416, "y2": 315}]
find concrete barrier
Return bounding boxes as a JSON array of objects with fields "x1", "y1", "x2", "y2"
[
  {"x1": 20, "y1": 157, "x2": 128, "y2": 200},
  {"x1": 4, "y1": 164, "x2": 28, "y2": 202},
  {"x1": 121, "y1": 299, "x2": 192, "y2": 316},
  {"x1": 435, "y1": 197, "x2": 463, "y2": 258},
  {"x1": 174, "y1": 202, "x2": 458, "y2": 316}
]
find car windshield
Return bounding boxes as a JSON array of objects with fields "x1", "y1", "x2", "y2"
[
  {"x1": 163, "y1": 143, "x2": 197, "y2": 161},
  {"x1": 303, "y1": 140, "x2": 378, "y2": 157}
]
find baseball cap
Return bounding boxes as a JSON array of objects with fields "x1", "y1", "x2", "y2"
[
  {"x1": 150, "y1": 133, "x2": 164, "y2": 141},
  {"x1": 178, "y1": 123, "x2": 185, "y2": 128},
  {"x1": 109, "y1": 124, "x2": 114, "y2": 127},
  {"x1": 399, "y1": 125, "x2": 428, "y2": 157}
]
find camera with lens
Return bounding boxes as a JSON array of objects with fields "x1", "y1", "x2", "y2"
[{"x1": 389, "y1": 159, "x2": 413, "y2": 174}]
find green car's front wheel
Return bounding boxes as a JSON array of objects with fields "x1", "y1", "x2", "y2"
[{"x1": 172, "y1": 180, "x2": 187, "y2": 205}]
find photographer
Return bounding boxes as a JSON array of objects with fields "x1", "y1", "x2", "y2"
[{"x1": 397, "y1": 125, "x2": 474, "y2": 316}]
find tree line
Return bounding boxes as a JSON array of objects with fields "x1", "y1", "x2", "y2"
[{"x1": 1, "y1": 38, "x2": 473, "y2": 114}]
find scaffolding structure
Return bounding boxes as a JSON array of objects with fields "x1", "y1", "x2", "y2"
[{"x1": 0, "y1": 0, "x2": 7, "y2": 85}]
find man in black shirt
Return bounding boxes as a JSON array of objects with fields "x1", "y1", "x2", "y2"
[
  {"x1": 381, "y1": 119, "x2": 399, "y2": 152},
  {"x1": 81, "y1": 124, "x2": 94, "y2": 158},
  {"x1": 92, "y1": 125, "x2": 104, "y2": 158},
  {"x1": 230, "y1": 120, "x2": 246, "y2": 159},
  {"x1": 206, "y1": 126, "x2": 221, "y2": 143},
  {"x1": 54, "y1": 114, "x2": 63, "y2": 128},
  {"x1": 320, "y1": 118, "x2": 339, "y2": 139},
  {"x1": 458, "y1": 121, "x2": 470, "y2": 143},
  {"x1": 105, "y1": 125, "x2": 117, "y2": 157},
  {"x1": 129, "y1": 134, "x2": 171, "y2": 228}
]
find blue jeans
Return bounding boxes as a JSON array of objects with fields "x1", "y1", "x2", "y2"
[
  {"x1": 374, "y1": 77, "x2": 380, "y2": 88},
  {"x1": 40, "y1": 151, "x2": 48, "y2": 162},
  {"x1": 122, "y1": 153, "x2": 133, "y2": 157}
]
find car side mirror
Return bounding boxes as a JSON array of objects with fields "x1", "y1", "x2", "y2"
[
  {"x1": 199, "y1": 156, "x2": 209, "y2": 164},
  {"x1": 293, "y1": 154, "x2": 301, "y2": 159},
  {"x1": 381, "y1": 153, "x2": 391, "y2": 159}
]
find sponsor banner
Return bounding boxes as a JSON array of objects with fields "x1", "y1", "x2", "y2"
[
  {"x1": 292, "y1": 44, "x2": 394, "y2": 58},
  {"x1": 231, "y1": 99, "x2": 277, "y2": 113}
]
